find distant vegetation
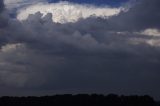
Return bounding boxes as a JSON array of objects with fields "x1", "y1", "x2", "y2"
[{"x1": 0, "y1": 94, "x2": 158, "y2": 106}]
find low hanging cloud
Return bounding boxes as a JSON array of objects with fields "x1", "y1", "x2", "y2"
[
  {"x1": 0, "y1": 0, "x2": 160, "y2": 99},
  {"x1": 140, "y1": 28, "x2": 160, "y2": 37}
]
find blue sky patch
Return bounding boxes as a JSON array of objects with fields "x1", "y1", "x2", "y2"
[{"x1": 48, "y1": 0, "x2": 129, "y2": 6}]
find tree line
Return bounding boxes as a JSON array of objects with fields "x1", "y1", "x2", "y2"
[{"x1": 0, "y1": 94, "x2": 159, "y2": 106}]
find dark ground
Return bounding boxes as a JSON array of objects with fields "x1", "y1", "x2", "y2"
[{"x1": 0, "y1": 94, "x2": 159, "y2": 106}]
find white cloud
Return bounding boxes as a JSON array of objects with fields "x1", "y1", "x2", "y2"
[
  {"x1": 1, "y1": 43, "x2": 23, "y2": 52},
  {"x1": 140, "y1": 28, "x2": 160, "y2": 36},
  {"x1": 130, "y1": 28, "x2": 160, "y2": 47},
  {"x1": 17, "y1": 2, "x2": 122, "y2": 23}
]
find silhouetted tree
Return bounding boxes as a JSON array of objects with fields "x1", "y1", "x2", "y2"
[{"x1": 0, "y1": 94, "x2": 157, "y2": 106}]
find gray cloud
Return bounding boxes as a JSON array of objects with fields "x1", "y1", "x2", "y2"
[
  {"x1": 108, "y1": 0, "x2": 160, "y2": 31},
  {"x1": 0, "y1": 0, "x2": 4, "y2": 12},
  {"x1": 0, "y1": 0, "x2": 160, "y2": 99},
  {"x1": 0, "y1": 0, "x2": 8, "y2": 28}
]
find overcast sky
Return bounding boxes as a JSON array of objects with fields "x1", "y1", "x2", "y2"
[{"x1": 0, "y1": 0, "x2": 160, "y2": 100}]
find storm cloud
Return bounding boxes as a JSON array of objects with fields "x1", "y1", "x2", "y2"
[
  {"x1": 0, "y1": 0, "x2": 160, "y2": 99},
  {"x1": 108, "y1": 0, "x2": 160, "y2": 31},
  {"x1": 0, "y1": 0, "x2": 4, "y2": 12}
]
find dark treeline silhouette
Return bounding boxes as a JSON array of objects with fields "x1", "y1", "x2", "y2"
[{"x1": 0, "y1": 94, "x2": 158, "y2": 106}]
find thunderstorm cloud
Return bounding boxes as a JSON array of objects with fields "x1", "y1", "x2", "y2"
[{"x1": 0, "y1": 0, "x2": 160, "y2": 99}]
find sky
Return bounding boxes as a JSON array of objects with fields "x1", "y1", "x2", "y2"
[{"x1": 0, "y1": 0, "x2": 160, "y2": 100}]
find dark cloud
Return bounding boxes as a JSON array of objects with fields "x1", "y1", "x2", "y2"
[
  {"x1": 108, "y1": 0, "x2": 160, "y2": 31},
  {"x1": 0, "y1": 0, "x2": 160, "y2": 100},
  {"x1": 0, "y1": 0, "x2": 8, "y2": 28},
  {"x1": 0, "y1": 0, "x2": 4, "y2": 12}
]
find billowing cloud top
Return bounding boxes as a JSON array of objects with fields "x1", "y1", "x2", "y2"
[
  {"x1": 0, "y1": 0, "x2": 160, "y2": 100},
  {"x1": 17, "y1": 2, "x2": 121, "y2": 23}
]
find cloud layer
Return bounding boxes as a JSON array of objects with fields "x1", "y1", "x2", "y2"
[{"x1": 0, "y1": 0, "x2": 160, "y2": 99}]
